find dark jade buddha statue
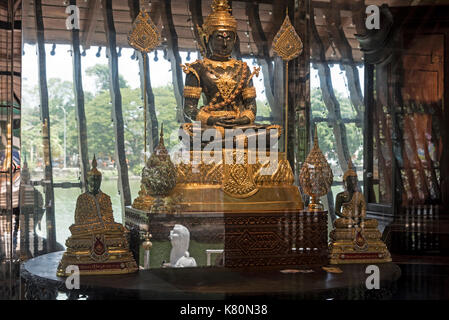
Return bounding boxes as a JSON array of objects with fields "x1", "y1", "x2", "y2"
[{"x1": 180, "y1": 0, "x2": 280, "y2": 149}]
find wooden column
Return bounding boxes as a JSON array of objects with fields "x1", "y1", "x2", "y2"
[
  {"x1": 326, "y1": 1, "x2": 363, "y2": 122},
  {"x1": 188, "y1": 0, "x2": 203, "y2": 47},
  {"x1": 363, "y1": 63, "x2": 375, "y2": 203},
  {"x1": 292, "y1": 0, "x2": 311, "y2": 180},
  {"x1": 70, "y1": 0, "x2": 88, "y2": 191},
  {"x1": 443, "y1": 28, "x2": 449, "y2": 211},
  {"x1": 102, "y1": 0, "x2": 131, "y2": 215},
  {"x1": 246, "y1": 2, "x2": 275, "y2": 113},
  {"x1": 128, "y1": 0, "x2": 160, "y2": 152},
  {"x1": 33, "y1": 0, "x2": 56, "y2": 252},
  {"x1": 81, "y1": 0, "x2": 101, "y2": 51},
  {"x1": 311, "y1": 6, "x2": 351, "y2": 173},
  {"x1": 286, "y1": 0, "x2": 296, "y2": 173},
  {"x1": 159, "y1": 0, "x2": 184, "y2": 123}
]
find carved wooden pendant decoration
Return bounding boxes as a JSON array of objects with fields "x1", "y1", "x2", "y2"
[
  {"x1": 272, "y1": 14, "x2": 303, "y2": 61},
  {"x1": 128, "y1": 9, "x2": 161, "y2": 53}
]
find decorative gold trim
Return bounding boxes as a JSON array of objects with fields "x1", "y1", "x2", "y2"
[
  {"x1": 181, "y1": 63, "x2": 201, "y2": 85},
  {"x1": 240, "y1": 109, "x2": 256, "y2": 123},
  {"x1": 127, "y1": 9, "x2": 161, "y2": 53},
  {"x1": 197, "y1": 109, "x2": 212, "y2": 126},
  {"x1": 202, "y1": 0, "x2": 237, "y2": 36},
  {"x1": 184, "y1": 86, "x2": 202, "y2": 99},
  {"x1": 242, "y1": 87, "x2": 256, "y2": 100},
  {"x1": 247, "y1": 66, "x2": 261, "y2": 85},
  {"x1": 203, "y1": 57, "x2": 240, "y2": 70},
  {"x1": 272, "y1": 13, "x2": 303, "y2": 62}
]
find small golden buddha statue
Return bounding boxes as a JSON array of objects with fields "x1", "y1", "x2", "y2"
[
  {"x1": 57, "y1": 156, "x2": 138, "y2": 276},
  {"x1": 329, "y1": 160, "x2": 391, "y2": 264}
]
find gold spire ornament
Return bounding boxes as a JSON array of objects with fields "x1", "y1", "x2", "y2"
[
  {"x1": 272, "y1": 10, "x2": 303, "y2": 156},
  {"x1": 128, "y1": 8, "x2": 161, "y2": 163},
  {"x1": 299, "y1": 126, "x2": 333, "y2": 211},
  {"x1": 141, "y1": 124, "x2": 177, "y2": 213}
]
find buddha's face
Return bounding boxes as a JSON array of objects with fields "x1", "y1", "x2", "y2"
[
  {"x1": 208, "y1": 30, "x2": 236, "y2": 59},
  {"x1": 87, "y1": 175, "x2": 102, "y2": 194},
  {"x1": 345, "y1": 176, "x2": 358, "y2": 193}
]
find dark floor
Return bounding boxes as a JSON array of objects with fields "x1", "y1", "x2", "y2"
[{"x1": 390, "y1": 254, "x2": 449, "y2": 299}]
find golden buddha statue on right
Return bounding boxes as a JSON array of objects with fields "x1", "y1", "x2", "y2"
[{"x1": 329, "y1": 160, "x2": 391, "y2": 264}]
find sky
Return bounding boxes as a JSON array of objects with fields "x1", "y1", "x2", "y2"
[{"x1": 22, "y1": 43, "x2": 363, "y2": 109}]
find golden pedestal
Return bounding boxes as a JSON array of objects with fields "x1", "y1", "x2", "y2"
[
  {"x1": 329, "y1": 219, "x2": 392, "y2": 264},
  {"x1": 56, "y1": 226, "x2": 138, "y2": 276},
  {"x1": 132, "y1": 150, "x2": 303, "y2": 212}
]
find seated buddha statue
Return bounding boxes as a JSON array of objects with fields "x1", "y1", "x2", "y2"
[
  {"x1": 57, "y1": 156, "x2": 138, "y2": 276},
  {"x1": 133, "y1": 0, "x2": 303, "y2": 213},
  {"x1": 329, "y1": 160, "x2": 391, "y2": 264},
  {"x1": 334, "y1": 160, "x2": 375, "y2": 229},
  {"x1": 180, "y1": 0, "x2": 280, "y2": 149}
]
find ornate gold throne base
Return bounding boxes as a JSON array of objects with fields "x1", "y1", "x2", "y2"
[{"x1": 133, "y1": 151, "x2": 304, "y2": 213}]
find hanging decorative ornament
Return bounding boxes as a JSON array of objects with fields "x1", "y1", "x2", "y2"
[
  {"x1": 128, "y1": 9, "x2": 161, "y2": 163},
  {"x1": 299, "y1": 126, "x2": 333, "y2": 211},
  {"x1": 128, "y1": 9, "x2": 161, "y2": 53},
  {"x1": 272, "y1": 12, "x2": 303, "y2": 61},
  {"x1": 272, "y1": 9, "x2": 303, "y2": 156}
]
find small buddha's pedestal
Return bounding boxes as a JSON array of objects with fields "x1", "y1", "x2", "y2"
[
  {"x1": 57, "y1": 228, "x2": 138, "y2": 276},
  {"x1": 329, "y1": 219, "x2": 392, "y2": 264}
]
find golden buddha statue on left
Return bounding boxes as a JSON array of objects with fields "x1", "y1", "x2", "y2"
[{"x1": 57, "y1": 156, "x2": 138, "y2": 276}]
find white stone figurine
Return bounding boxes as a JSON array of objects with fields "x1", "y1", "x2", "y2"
[{"x1": 169, "y1": 224, "x2": 197, "y2": 268}]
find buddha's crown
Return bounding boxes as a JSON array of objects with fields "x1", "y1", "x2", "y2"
[
  {"x1": 88, "y1": 155, "x2": 102, "y2": 177},
  {"x1": 202, "y1": 0, "x2": 237, "y2": 36},
  {"x1": 343, "y1": 159, "x2": 357, "y2": 181}
]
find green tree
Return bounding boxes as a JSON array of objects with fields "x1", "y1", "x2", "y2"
[
  {"x1": 311, "y1": 88, "x2": 363, "y2": 170},
  {"x1": 85, "y1": 64, "x2": 128, "y2": 93}
]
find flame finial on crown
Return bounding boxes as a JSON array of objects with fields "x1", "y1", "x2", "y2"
[
  {"x1": 154, "y1": 123, "x2": 168, "y2": 157},
  {"x1": 88, "y1": 155, "x2": 102, "y2": 177},
  {"x1": 343, "y1": 158, "x2": 357, "y2": 181}
]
